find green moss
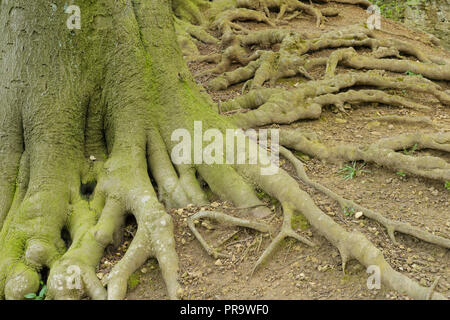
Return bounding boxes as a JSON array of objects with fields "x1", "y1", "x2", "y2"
[
  {"x1": 291, "y1": 212, "x2": 310, "y2": 230},
  {"x1": 293, "y1": 151, "x2": 310, "y2": 162},
  {"x1": 128, "y1": 272, "x2": 141, "y2": 290}
]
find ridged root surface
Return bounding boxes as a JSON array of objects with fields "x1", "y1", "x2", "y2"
[{"x1": 0, "y1": 0, "x2": 448, "y2": 301}]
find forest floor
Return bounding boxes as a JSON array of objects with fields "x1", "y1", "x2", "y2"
[{"x1": 99, "y1": 2, "x2": 449, "y2": 300}]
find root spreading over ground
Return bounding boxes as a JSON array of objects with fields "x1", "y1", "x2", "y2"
[{"x1": 0, "y1": 0, "x2": 448, "y2": 300}]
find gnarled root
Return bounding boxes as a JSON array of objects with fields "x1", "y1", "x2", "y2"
[
  {"x1": 280, "y1": 129, "x2": 450, "y2": 182},
  {"x1": 326, "y1": 48, "x2": 450, "y2": 81},
  {"x1": 237, "y1": 0, "x2": 326, "y2": 27},
  {"x1": 224, "y1": 72, "x2": 448, "y2": 128},
  {"x1": 234, "y1": 158, "x2": 447, "y2": 299}
]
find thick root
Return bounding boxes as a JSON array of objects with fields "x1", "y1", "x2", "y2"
[
  {"x1": 198, "y1": 164, "x2": 272, "y2": 218},
  {"x1": 237, "y1": 0, "x2": 326, "y2": 27},
  {"x1": 326, "y1": 48, "x2": 450, "y2": 81},
  {"x1": 235, "y1": 159, "x2": 447, "y2": 299},
  {"x1": 225, "y1": 71, "x2": 448, "y2": 128},
  {"x1": 280, "y1": 129, "x2": 450, "y2": 182}
]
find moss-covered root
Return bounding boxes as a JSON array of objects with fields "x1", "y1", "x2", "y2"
[
  {"x1": 325, "y1": 0, "x2": 371, "y2": 6},
  {"x1": 230, "y1": 89, "x2": 322, "y2": 128},
  {"x1": 146, "y1": 128, "x2": 192, "y2": 208},
  {"x1": 172, "y1": 0, "x2": 211, "y2": 26},
  {"x1": 0, "y1": 171, "x2": 77, "y2": 299},
  {"x1": 212, "y1": 8, "x2": 275, "y2": 42},
  {"x1": 280, "y1": 129, "x2": 450, "y2": 182},
  {"x1": 372, "y1": 132, "x2": 450, "y2": 154},
  {"x1": 312, "y1": 72, "x2": 450, "y2": 106},
  {"x1": 47, "y1": 152, "x2": 182, "y2": 300},
  {"x1": 197, "y1": 39, "x2": 262, "y2": 77},
  {"x1": 175, "y1": 17, "x2": 219, "y2": 57},
  {"x1": 188, "y1": 210, "x2": 272, "y2": 259},
  {"x1": 236, "y1": 162, "x2": 446, "y2": 299},
  {"x1": 237, "y1": 0, "x2": 325, "y2": 27},
  {"x1": 224, "y1": 72, "x2": 445, "y2": 128},
  {"x1": 311, "y1": 89, "x2": 431, "y2": 113},
  {"x1": 326, "y1": 48, "x2": 450, "y2": 81},
  {"x1": 279, "y1": 146, "x2": 450, "y2": 248},
  {"x1": 228, "y1": 87, "x2": 430, "y2": 128},
  {"x1": 46, "y1": 197, "x2": 109, "y2": 300},
  {"x1": 106, "y1": 198, "x2": 179, "y2": 300},
  {"x1": 208, "y1": 51, "x2": 321, "y2": 90}
]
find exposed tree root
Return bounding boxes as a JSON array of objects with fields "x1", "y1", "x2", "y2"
[
  {"x1": 1, "y1": 0, "x2": 448, "y2": 302},
  {"x1": 237, "y1": 0, "x2": 326, "y2": 27},
  {"x1": 280, "y1": 128, "x2": 450, "y2": 182},
  {"x1": 359, "y1": 115, "x2": 434, "y2": 126},
  {"x1": 323, "y1": 0, "x2": 371, "y2": 6},
  {"x1": 279, "y1": 146, "x2": 450, "y2": 248},
  {"x1": 175, "y1": 17, "x2": 220, "y2": 57},
  {"x1": 326, "y1": 48, "x2": 450, "y2": 81},
  {"x1": 222, "y1": 72, "x2": 449, "y2": 128},
  {"x1": 234, "y1": 158, "x2": 447, "y2": 299}
]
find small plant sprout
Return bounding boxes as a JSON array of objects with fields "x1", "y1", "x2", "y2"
[
  {"x1": 403, "y1": 143, "x2": 418, "y2": 155},
  {"x1": 24, "y1": 281, "x2": 47, "y2": 300},
  {"x1": 445, "y1": 181, "x2": 450, "y2": 190},
  {"x1": 338, "y1": 161, "x2": 370, "y2": 180},
  {"x1": 344, "y1": 207, "x2": 355, "y2": 217},
  {"x1": 396, "y1": 171, "x2": 407, "y2": 177}
]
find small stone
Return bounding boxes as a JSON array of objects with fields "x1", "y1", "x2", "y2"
[
  {"x1": 214, "y1": 259, "x2": 222, "y2": 266},
  {"x1": 141, "y1": 267, "x2": 148, "y2": 274},
  {"x1": 388, "y1": 124, "x2": 394, "y2": 130},
  {"x1": 355, "y1": 211, "x2": 363, "y2": 219},
  {"x1": 211, "y1": 202, "x2": 220, "y2": 208},
  {"x1": 89, "y1": 155, "x2": 96, "y2": 161}
]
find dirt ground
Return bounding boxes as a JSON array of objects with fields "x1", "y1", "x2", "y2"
[{"x1": 98, "y1": 2, "x2": 450, "y2": 300}]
